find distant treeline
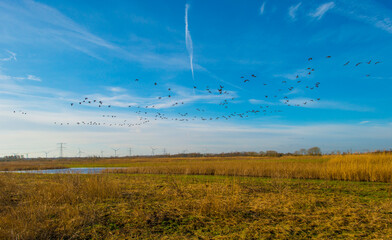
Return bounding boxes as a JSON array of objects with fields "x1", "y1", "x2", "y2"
[{"x1": 2, "y1": 147, "x2": 391, "y2": 161}]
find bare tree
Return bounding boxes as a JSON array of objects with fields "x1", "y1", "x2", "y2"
[{"x1": 307, "y1": 147, "x2": 321, "y2": 155}]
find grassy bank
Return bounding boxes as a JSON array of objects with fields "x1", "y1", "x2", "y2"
[{"x1": 1, "y1": 173, "x2": 392, "y2": 239}]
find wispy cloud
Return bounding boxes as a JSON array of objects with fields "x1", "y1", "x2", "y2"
[
  {"x1": 273, "y1": 69, "x2": 309, "y2": 80},
  {"x1": 0, "y1": 73, "x2": 41, "y2": 82},
  {"x1": 1, "y1": 113, "x2": 391, "y2": 156},
  {"x1": 185, "y1": 3, "x2": 194, "y2": 79},
  {"x1": 0, "y1": 50, "x2": 17, "y2": 62},
  {"x1": 310, "y1": 2, "x2": 335, "y2": 20},
  {"x1": 288, "y1": 2, "x2": 302, "y2": 20},
  {"x1": 27, "y1": 75, "x2": 41, "y2": 82},
  {"x1": 283, "y1": 98, "x2": 373, "y2": 112},
  {"x1": 333, "y1": 0, "x2": 392, "y2": 34},
  {"x1": 260, "y1": 2, "x2": 266, "y2": 15},
  {"x1": 249, "y1": 99, "x2": 278, "y2": 105},
  {"x1": 106, "y1": 87, "x2": 127, "y2": 93},
  {"x1": 0, "y1": 1, "x2": 190, "y2": 70}
]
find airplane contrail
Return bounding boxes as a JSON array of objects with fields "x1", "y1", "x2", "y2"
[{"x1": 185, "y1": 4, "x2": 194, "y2": 80}]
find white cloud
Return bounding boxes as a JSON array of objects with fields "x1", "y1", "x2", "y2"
[
  {"x1": 106, "y1": 87, "x2": 126, "y2": 93},
  {"x1": 260, "y1": 2, "x2": 266, "y2": 15},
  {"x1": 249, "y1": 99, "x2": 278, "y2": 105},
  {"x1": 310, "y1": 2, "x2": 335, "y2": 20},
  {"x1": 334, "y1": 1, "x2": 392, "y2": 34},
  {"x1": 27, "y1": 75, "x2": 41, "y2": 82},
  {"x1": 0, "y1": 73, "x2": 41, "y2": 82},
  {"x1": 0, "y1": 1, "x2": 190, "y2": 70},
  {"x1": 273, "y1": 69, "x2": 309, "y2": 80},
  {"x1": 374, "y1": 17, "x2": 392, "y2": 33},
  {"x1": 288, "y1": 2, "x2": 302, "y2": 20},
  {"x1": 1, "y1": 113, "x2": 391, "y2": 157},
  {"x1": 185, "y1": 3, "x2": 194, "y2": 80},
  {"x1": 283, "y1": 98, "x2": 373, "y2": 112},
  {"x1": 0, "y1": 50, "x2": 16, "y2": 61}
]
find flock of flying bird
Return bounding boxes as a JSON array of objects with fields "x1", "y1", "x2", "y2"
[{"x1": 13, "y1": 56, "x2": 381, "y2": 128}]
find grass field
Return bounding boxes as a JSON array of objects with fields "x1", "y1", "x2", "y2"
[
  {"x1": 1, "y1": 153, "x2": 392, "y2": 239},
  {"x1": 2, "y1": 153, "x2": 392, "y2": 182}
]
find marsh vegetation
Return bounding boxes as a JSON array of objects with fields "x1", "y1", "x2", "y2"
[{"x1": 1, "y1": 153, "x2": 392, "y2": 239}]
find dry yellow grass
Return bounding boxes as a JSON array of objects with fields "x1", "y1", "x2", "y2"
[
  {"x1": 106, "y1": 153, "x2": 392, "y2": 183},
  {"x1": 1, "y1": 173, "x2": 392, "y2": 239},
  {"x1": 2, "y1": 153, "x2": 392, "y2": 182},
  {"x1": 323, "y1": 153, "x2": 392, "y2": 182}
]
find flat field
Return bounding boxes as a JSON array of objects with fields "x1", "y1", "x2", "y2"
[{"x1": 1, "y1": 154, "x2": 392, "y2": 239}]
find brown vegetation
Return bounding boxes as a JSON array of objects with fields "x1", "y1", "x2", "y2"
[
  {"x1": 1, "y1": 173, "x2": 392, "y2": 239},
  {"x1": 2, "y1": 153, "x2": 392, "y2": 183},
  {"x1": 108, "y1": 153, "x2": 392, "y2": 183}
]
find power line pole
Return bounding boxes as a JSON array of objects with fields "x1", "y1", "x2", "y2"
[
  {"x1": 129, "y1": 147, "x2": 132, "y2": 157},
  {"x1": 101, "y1": 150, "x2": 104, "y2": 158},
  {"x1": 112, "y1": 148, "x2": 120, "y2": 157},
  {"x1": 78, "y1": 148, "x2": 84, "y2": 158},
  {"x1": 150, "y1": 147, "x2": 156, "y2": 156},
  {"x1": 44, "y1": 152, "x2": 49, "y2": 158},
  {"x1": 57, "y1": 143, "x2": 66, "y2": 158}
]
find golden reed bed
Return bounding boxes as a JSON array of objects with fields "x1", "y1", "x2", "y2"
[{"x1": 2, "y1": 153, "x2": 391, "y2": 182}]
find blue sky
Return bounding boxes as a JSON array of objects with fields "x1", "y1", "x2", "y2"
[{"x1": 0, "y1": 0, "x2": 391, "y2": 157}]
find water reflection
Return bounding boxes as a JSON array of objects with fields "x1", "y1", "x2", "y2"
[{"x1": 4, "y1": 167, "x2": 124, "y2": 174}]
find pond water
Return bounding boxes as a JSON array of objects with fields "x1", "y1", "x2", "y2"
[{"x1": 3, "y1": 167, "x2": 125, "y2": 174}]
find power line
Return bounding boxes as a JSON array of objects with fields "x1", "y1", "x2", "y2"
[{"x1": 57, "y1": 143, "x2": 66, "y2": 158}]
